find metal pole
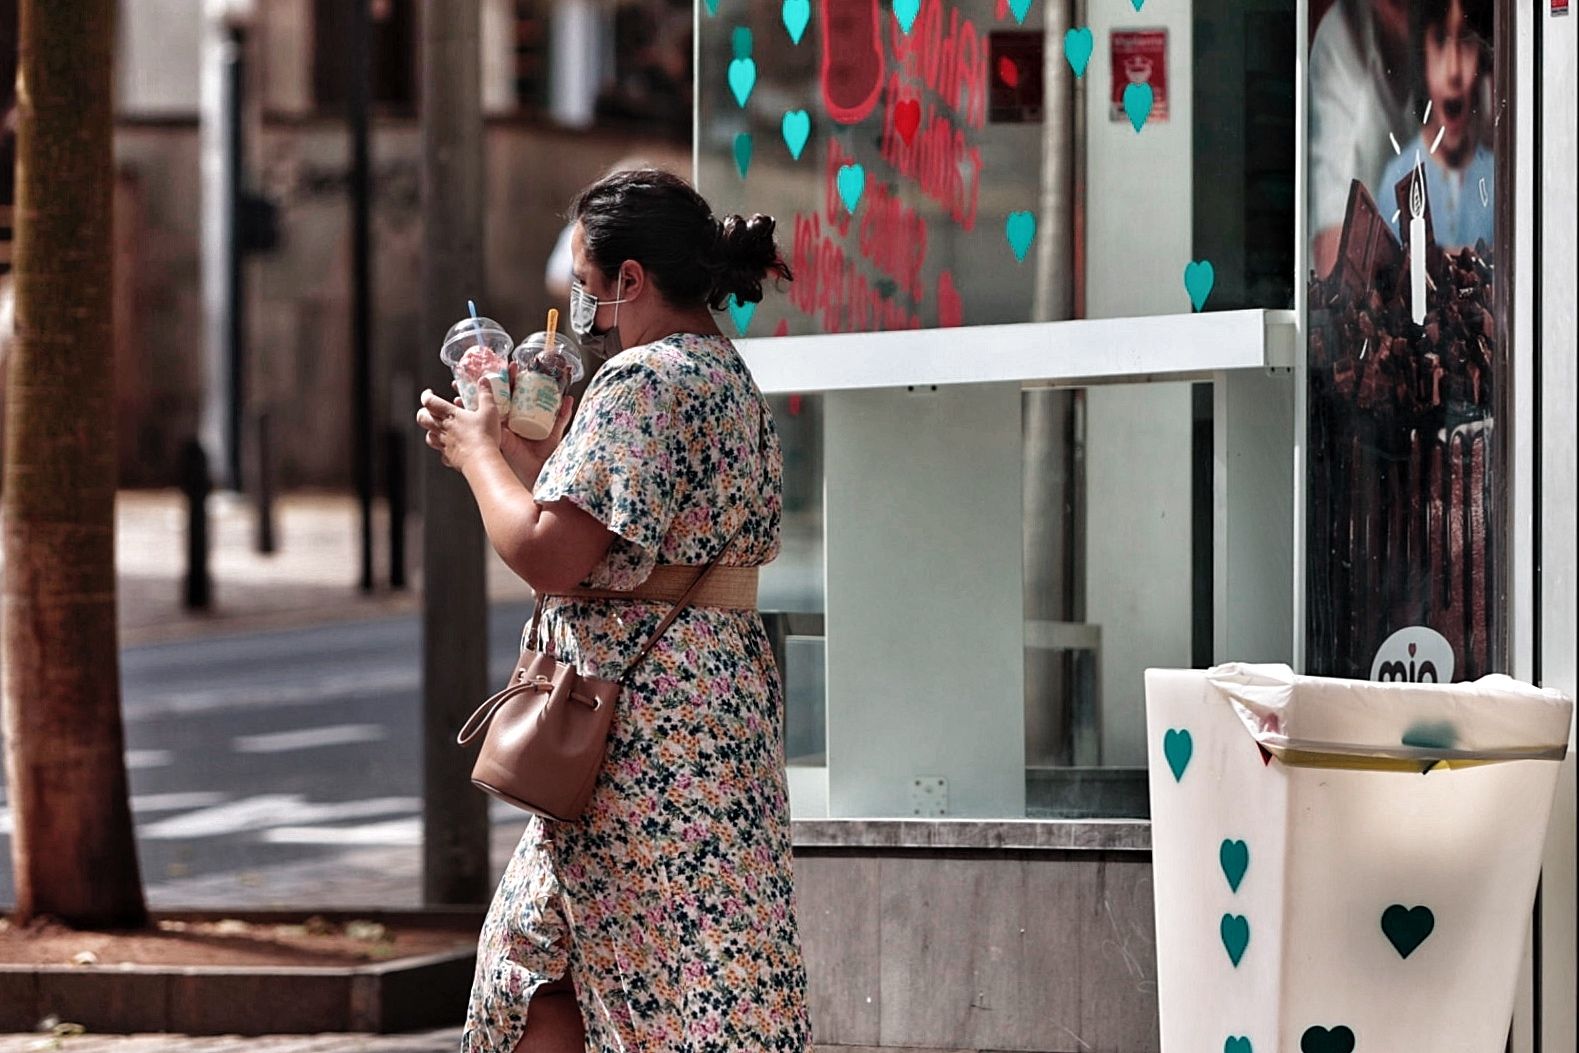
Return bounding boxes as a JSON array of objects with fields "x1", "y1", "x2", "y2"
[
  {"x1": 181, "y1": 438, "x2": 212, "y2": 610},
  {"x1": 419, "y1": 0, "x2": 491, "y2": 905},
  {"x1": 224, "y1": 25, "x2": 246, "y2": 493},
  {"x1": 350, "y1": 0, "x2": 375, "y2": 592}
]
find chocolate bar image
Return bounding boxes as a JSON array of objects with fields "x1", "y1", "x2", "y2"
[{"x1": 1332, "y1": 178, "x2": 1403, "y2": 301}]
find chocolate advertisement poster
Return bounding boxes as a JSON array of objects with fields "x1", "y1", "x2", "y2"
[{"x1": 1305, "y1": 0, "x2": 1509, "y2": 681}]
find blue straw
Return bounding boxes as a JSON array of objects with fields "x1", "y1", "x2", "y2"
[{"x1": 467, "y1": 299, "x2": 484, "y2": 340}]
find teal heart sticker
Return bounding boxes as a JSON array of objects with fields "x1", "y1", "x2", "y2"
[
  {"x1": 1064, "y1": 27, "x2": 1093, "y2": 78},
  {"x1": 1401, "y1": 721, "x2": 1458, "y2": 750},
  {"x1": 1164, "y1": 728, "x2": 1192, "y2": 782},
  {"x1": 705, "y1": 0, "x2": 719, "y2": 14},
  {"x1": 732, "y1": 25, "x2": 753, "y2": 58},
  {"x1": 1220, "y1": 914, "x2": 1249, "y2": 967},
  {"x1": 727, "y1": 294, "x2": 757, "y2": 335},
  {"x1": 1123, "y1": 82, "x2": 1154, "y2": 132},
  {"x1": 1220, "y1": 839, "x2": 1249, "y2": 893},
  {"x1": 782, "y1": 0, "x2": 810, "y2": 43},
  {"x1": 728, "y1": 57, "x2": 757, "y2": 108},
  {"x1": 1225, "y1": 1040, "x2": 1253, "y2": 1053},
  {"x1": 1381, "y1": 904, "x2": 1435, "y2": 959},
  {"x1": 733, "y1": 133, "x2": 753, "y2": 179},
  {"x1": 1131, "y1": 0, "x2": 1145, "y2": 9},
  {"x1": 1300, "y1": 1026, "x2": 1355, "y2": 1053},
  {"x1": 1008, "y1": 0, "x2": 1033, "y2": 24},
  {"x1": 893, "y1": 0, "x2": 920, "y2": 35},
  {"x1": 782, "y1": 109, "x2": 811, "y2": 160},
  {"x1": 1005, "y1": 211, "x2": 1037, "y2": 262},
  {"x1": 1184, "y1": 259, "x2": 1215, "y2": 311},
  {"x1": 837, "y1": 163, "x2": 865, "y2": 214}
]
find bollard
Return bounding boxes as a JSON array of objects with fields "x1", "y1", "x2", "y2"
[
  {"x1": 180, "y1": 438, "x2": 212, "y2": 609},
  {"x1": 385, "y1": 426, "x2": 407, "y2": 589},
  {"x1": 254, "y1": 408, "x2": 276, "y2": 555}
]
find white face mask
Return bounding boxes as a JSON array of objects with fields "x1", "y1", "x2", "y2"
[{"x1": 568, "y1": 274, "x2": 629, "y2": 338}]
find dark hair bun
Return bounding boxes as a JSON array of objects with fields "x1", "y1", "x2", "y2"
[{"x1": 708, "y1": 213, "x2": 793, "y2": 310}]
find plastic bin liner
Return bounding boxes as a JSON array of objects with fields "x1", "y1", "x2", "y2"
[{"x1": 1208, "y1": 662, "x2": 1572, "y2": 771}]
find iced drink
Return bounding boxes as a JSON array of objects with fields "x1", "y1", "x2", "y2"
[
  {"x1": 509, "y1": 330, "x2": 584, "y2": 440},
  {"x1": 440, "y1": 316, "x2": 513, "y2": 418}
]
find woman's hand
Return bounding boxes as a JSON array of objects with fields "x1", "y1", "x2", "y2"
[
  {"x1": 496, "y1": 363, "x2": 576, "y2": 486},
  {"x1": 416, "y1": 385, "x2": 500, "y2": 473}
]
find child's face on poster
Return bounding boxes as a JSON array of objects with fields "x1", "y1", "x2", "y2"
[{"x1": 1425, "y1": 0, "x2": 1485, "y2": 157}]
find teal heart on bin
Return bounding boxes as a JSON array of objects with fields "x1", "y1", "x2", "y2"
[
  {"x1": 1401, "y1": 721, "x2": 1458, "y2": 750},
  {"x1": 837, "y1": 163, "x2": 866, "y2": 214},
  {"x1": 1005, "y1": 211, "x2": 1037, "y2": 263},
  {"x1": 704, "y1": 0, "x2": 719, "y2": 14},
  {"x1": 1300, "y1": 1026, "x2": 1355, "y2": 1053},
  {"x1": 726, "y1": 294, "x2": 756, "y2": 335},
  {"x1": 1123, "y1": 81, "x2": 1154, "y2": 132},
  {"x1": 782, "y1": 109, "x2": 811, "y2": 160},
  {"x1": 782, "y1": 0, "x2": 810, "y2": 43},
  {"x1": 1381, "y1": 904, "x2": 1434, "y2": 959},
  {"x1": 1184, "y1": 259, "x2": 1216, "y2": 311},
  {"x1": 1163, "y1": 728, "x2": 1192, "y2": 782},
  {"x1": 729, "y1": 57, "x2": 757, "y2": 108},
  {"x1": 733, "y1": 133, "x2": 753, "y2": 179},
  {"x1": 1064, "y1": 27, "x2": 1093, "y2": 78},
  {"x1": 1220, "y1": 914, "x2": 1249, "y2": 967},
  {"x1": 1131, "y1": 0, "x2": 1145, "y2": 9},
  {"x1": 1225, "y1": 1039, "x2": 1253, "y2": 1053},
  {"x1": 894, "y1": 0, "x2": 921, "y2": 34},
  {"x1": 1219, "y1": 839, "x2": 1249, "y2": 893},
  {"x1": 1008, "y1": 0, "x2": 1033, "y2": 24}
]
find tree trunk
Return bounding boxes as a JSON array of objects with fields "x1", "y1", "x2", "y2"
[{"x1": 2, "y1": 0, "x2": 147, "y2": 927}]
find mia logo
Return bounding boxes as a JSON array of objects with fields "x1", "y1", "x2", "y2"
[{"x1": 1370, "y1": 626, "x2": 1455, "y2": 684}]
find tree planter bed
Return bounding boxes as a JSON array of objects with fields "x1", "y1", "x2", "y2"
[{"x1": 0, "y1": 909, "x2": 482, "y2": 1034}]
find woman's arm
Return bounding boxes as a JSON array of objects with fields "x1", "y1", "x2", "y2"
[
  {"x1": 417, "y1": 387, "x2": 615, "y2": 593},
  {"x1": 461, "y1": 446, "x2": 616, "y2": 592}
]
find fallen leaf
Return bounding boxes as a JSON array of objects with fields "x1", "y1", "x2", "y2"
[{"x1": 345, "y1": 920, "x2": 388, "y2": 943}]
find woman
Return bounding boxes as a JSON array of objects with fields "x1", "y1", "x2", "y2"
[{"x1": 416, "y1": 169, "x2": 809, "y2": 1052}]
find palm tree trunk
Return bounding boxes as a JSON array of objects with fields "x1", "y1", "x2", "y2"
[{"x1": 2, "y1": 0, "x2": 146, "y2": 928}]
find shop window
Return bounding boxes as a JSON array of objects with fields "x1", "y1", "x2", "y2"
[{"x1": 694, "y1": 0, "x2": 1298, "y2": 336}]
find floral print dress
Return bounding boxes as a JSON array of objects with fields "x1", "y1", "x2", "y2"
[{"x1": 462, "y1": 332, "x2": 811, "y2": 1053}]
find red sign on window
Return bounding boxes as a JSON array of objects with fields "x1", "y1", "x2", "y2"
[{"x1": 1109, "y1": 29, "x2": 1169, "y2": 123}]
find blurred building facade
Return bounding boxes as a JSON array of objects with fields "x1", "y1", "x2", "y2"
[{"x1": 57, "y1": 0, "x2": 692, "y2": 489}]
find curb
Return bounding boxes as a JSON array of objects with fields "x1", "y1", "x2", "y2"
[{"x1": 0, "y1": 911, "x2": 481, "y2": 1035}]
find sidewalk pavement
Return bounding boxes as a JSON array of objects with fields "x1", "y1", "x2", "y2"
[{"x1": 6, "y1": 488, "x2": 536, "y2": 648}]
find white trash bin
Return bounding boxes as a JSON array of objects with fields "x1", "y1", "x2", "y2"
[{"x1": 1145, "y1": 663, "x2": 1572, "y2": 1053}]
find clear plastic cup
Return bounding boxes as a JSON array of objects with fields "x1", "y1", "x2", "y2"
[
  {"x1": 440, "y1": 317, "x2": 513, "y2": 418},
  {"x1": 508, "y1": 331, "x2": 585, "y2": 440}
]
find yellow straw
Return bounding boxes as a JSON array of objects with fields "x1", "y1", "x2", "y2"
[{"x1": 544, "y1": 308, "x2": 559, "y2": 353}]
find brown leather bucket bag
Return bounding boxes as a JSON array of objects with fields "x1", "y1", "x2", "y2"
[{"x1": 456, "y1": 528, "x2": 750, "y2": 822}]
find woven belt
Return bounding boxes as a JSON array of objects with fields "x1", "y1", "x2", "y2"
[{"x1": 555, "y1": 565, "x2": 759, "y2": 609}]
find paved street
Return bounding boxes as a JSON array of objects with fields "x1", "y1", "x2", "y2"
[{"x1": 0, "y1": 603, "x2": 538, "y2": 908}]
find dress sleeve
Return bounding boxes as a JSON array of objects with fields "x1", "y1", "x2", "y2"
[{"x1": 534, "y1": 355, "x2": 680, "y2": 563}]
